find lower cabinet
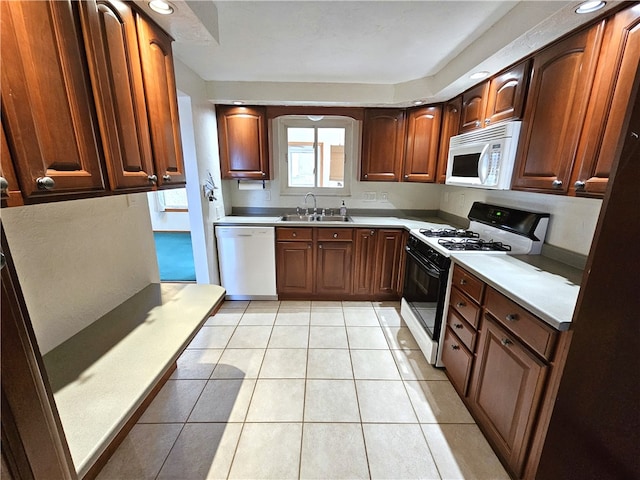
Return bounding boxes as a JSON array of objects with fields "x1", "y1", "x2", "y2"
[
  {"x1": 276, "y1": 227, "x2": 404, "y2": 300},
  {"x1": 441, "y1": 265, "x2": 571, "y2": 479}
]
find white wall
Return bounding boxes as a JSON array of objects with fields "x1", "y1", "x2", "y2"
[
  {"x1": 2, "y1": 194, "x2": 159, "y2": 354},
  {"x1": 440, "y1": 186, "x2": 603, "y2": 256}
]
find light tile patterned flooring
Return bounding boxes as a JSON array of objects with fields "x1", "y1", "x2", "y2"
[{"x1": 97, "y1": 300, "x2": 509, "y2": 480}]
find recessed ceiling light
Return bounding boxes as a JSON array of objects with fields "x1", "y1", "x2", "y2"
[
  {"x1": 232, "y1": 101, "x2": 244, "y2": 105},
  {"x1": 413, "y1": 100, "x2": 424, "y2": 106},
  {"x1": 148, "y1": 0, "x2": 174, "y2": 15},
  {"x1": 575, "y1": 1, "x2": 606, "y2": 14},
  {"x1": 469, "y1": 71, "x2": 490, "y2": 80}
]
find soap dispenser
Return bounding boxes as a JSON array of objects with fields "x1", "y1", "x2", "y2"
[{"x1": 340, "y1": 200, "x2": 347, "y2": 216}]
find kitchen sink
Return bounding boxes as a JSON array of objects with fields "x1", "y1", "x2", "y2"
[{"x1": 279, "y1": 214, "x2": 352, "y2": 222}]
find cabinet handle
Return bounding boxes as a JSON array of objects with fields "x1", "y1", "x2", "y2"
[
  {"x1": 574, "y1": 180, "x2": 586, "y2": 190},
  {"x1": 454, "y1": 323, "x2": 463, "y2": 329},
  {"x1": 163, "y1": 174, "x2": 171, "y2": 182},
  {"x1": 459, "y1": 278, "x2": 467, "y2": 285},
  {"x1": 501, "y1": 338, "x2": 513, "y2": 347},
  {"x1": 36, "y1": 176, "x2": 55, "y2": 190},
  {"x1": 484, "y1": 119, "x2": 490, "y2": 125},
  {"x1": 148, "y1": 174, "x2": 158, "y2": 184},
  {"x1": 506, "y1": 313, "x2": 519, "y2": 322},
  {"x1": 333, "y1": 233, "x2": 338, "y2": 238},
  {"x1": 456, "y1": 301, "x2": 466, "y2": 308},
  {"x1": 451, "y1": 344, "x2": 460, "y2": 350},
  {"x1": 0, "y1": 176, "x2": 8, "y2": 192},
  {"x1": 552, "y1": 179, "x2": 563, "y2": 188}
]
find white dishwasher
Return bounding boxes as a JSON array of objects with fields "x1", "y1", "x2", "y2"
[{"x1": 215, "y1": 226, "x2": 277, "y2": 300}]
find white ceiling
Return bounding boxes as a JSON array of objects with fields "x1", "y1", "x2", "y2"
[{"x1": 135, "y1": 0, "x2": 621, "y2": 106}]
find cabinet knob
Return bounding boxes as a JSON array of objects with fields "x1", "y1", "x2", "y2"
[
  {"x1": 454, "y1": 323, "x2": 463, "y2": 329},
  {"x1": 459, "y1": 279, "x2": 467, "y2": 285},
  {"x1": 163, "y1": 174, "x2": 172, "y2": 182},
  {"x1": 484, "y1": 119, "x2": 490, "y2": 125},
  {"x1": 148, "y1": 174, "x2": 158, "y2": 184},
  {"x1": 455, "y1": 301, "x2": 466, "y2": 308},
  {"x1": 574, "y1": 180, "x2": 586, "y2": 190},
  {"x1": 506, "y1": 313, "x2": 519, "y2": 322},
  {"x1": 292, "y1": 232, "x2": 297, "y2": 237},
  {"x1": 552, "y1": 179, "x2": 563, "y2": 188},
  {"x1": 262, "y1": 172, "x2": 266, "y2": 177},
  {"x1": 319, "y1": 244, "x2": 323, "y2": 249},
  {"x1": 36, "y1": 176, "x2": 55, "y2": 190},
  {"x1": 475, "y1": 120, "x2": 481, "y2": 127},
  {"x1": 364, "y1": 174, "x2": 368, "y2": 179},
  {"x1": 452, "y1": 108, "x2": 458, "y2": 113},
  {"x1": 333, "y1": 233, "x2": 338, "y2": 238},
  {"x1": 501, "y1": 338, "x2": 513, "y2": 347},
  {"x1": 0, "y1": 176, "x2": 8, "y2": 192},
  {"x1": 370, "y1": 230, "x2": 375, "y2": 236},
  {"x1": 308, "y1": 244, "x2": 311, "y2": 249},
  {"x1": 404, "y1": 175, "x2": 409, "y2": 180},
  {"x1": 451, "y1": 344, "x2": 460, "y2": 350}
]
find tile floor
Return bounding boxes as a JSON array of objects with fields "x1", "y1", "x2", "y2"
[{"x1": 97, "y1": 300, "x2": 509, "y2": 480}]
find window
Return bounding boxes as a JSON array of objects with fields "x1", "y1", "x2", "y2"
[{"x1": 276, "y1": 115, "x2": 357, "y2": 196}]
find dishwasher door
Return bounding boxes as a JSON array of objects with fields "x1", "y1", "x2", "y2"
[{"x1": 215, "y1": 226, "x2": 277, "y2": 300}]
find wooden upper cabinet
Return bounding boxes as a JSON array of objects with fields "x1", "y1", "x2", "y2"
[
  {"x1": 0, "y1": 0, "x2": 106, "y2": 201},
  {"x1": 403, "y1": 105, "x2": 442, "y2": 182},
  {"x1": 437, "y1": 96, "x2": 462, "y2": 183},
  {"x1": 1, "y1": 124, "x2": 23, "y2": 207},
  {"x1": 460, "y1": 82, "x2": 490, "y2": 133},
  {"x1": 136, "y1": 13, "x2": 186, "y2": 188},
  {"x1": 361, "y1": 108, "x2": 406, "y2": 181},
  {"x1": 217, "y1": 105, "x2": 270, "y2": 179},
  {"x1": 79, "y1": 0, "x2": 155, "y2": 191},
  {"x1": 484, "y1": 60, "x2": 530, "y2": 127},
  {"x1": 572, "y1": 5, "x2": 640, "y2": 197},
  {"x1": 512, "y1": 22, "x2": 605, "y2": 194}
]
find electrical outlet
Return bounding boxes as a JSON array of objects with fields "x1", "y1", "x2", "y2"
[
  {"x1": 363, "y1": 191, "x2": 376, "y2": 202},
  {"x1": 380, "y1": 192, "x2": 389, "y2": 202}
]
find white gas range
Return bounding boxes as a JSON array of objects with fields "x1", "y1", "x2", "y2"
[{"x1": 401, "y1": 202, "x2": 550, "y2": 365}]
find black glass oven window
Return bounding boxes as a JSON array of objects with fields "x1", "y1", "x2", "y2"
[
  {"x1": 403, "y1": 255, "x2": 441, "y2": 338},
  {"x1": 452, "y1": 153, "x2": 481, "y2": 177}
]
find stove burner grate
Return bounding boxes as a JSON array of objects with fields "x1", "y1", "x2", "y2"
[
  {"x1": 437, "y1": 238, "x2": 512, "y2": 252},
  {"x1": 419, "y1": 228, "x2": 479, "y2": 238}
]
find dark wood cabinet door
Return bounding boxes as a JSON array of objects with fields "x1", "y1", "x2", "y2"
[
  {"x1": 403, "y1": 105, "x2": 442, "y2": 182},
  {"x1": 276, "y1": 241, "x2": 314, "y2": 296},
  {"x1": 460, "y1": 82, "x2": 490, "y2": 133},
  {"x1": 352, "y1": 229, "x2": 377, "y2": 295},
  {"x1": 372, "y1": 229, "x2": 405, "y2": 298},
  {"x1": 217, "y1": 105, "x2": 270, "y2": 179},
  {"x1": 436, "y1": 96, "x2": 462, "y2": 183},
  {"x1": 573, "y1": 5, "x2": 640, "y2": 197},
  {"x1": 315, "y1": 242, "x2": 352, "y2": 296},
  {"x1": 80, "y1": 0, "x2": 155, "y2": 191},
  {"x1": 469, "y1": 316, "x2": 548, "y2": 477},
  {"x1": 1, "y1": 125, "x2": 23, "y2": 207},
  {"x1": 484, "y1": 60, "x2": 531, "y2": 127},
  {"x1": 0, "y1": 0, "x2": 105, "y2": 201},
  {"x1": 136, "y1": 13, "x2": 186, "y2": 188},
  {"x1": 361, "y1": 109, "x2": 406, "y2": 181},
  {"x1": 512, "y1": 22, "x2": 605, "y2": 194}
]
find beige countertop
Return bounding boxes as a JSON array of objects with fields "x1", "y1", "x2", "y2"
[
  {"x1": 43, "y1": 283, "x2": 225, "y2": 477},
  {"x1": 215, "y1": 214, "x2": 450, "y2": 230}
]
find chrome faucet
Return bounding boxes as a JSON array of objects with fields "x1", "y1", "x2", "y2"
[{"x1": 304, "y1": 192, "x2": 317, "y2": 214}]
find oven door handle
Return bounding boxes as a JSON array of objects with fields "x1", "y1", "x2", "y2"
[{"x1": 405, "y1": 246, "x2": 443, "y2": 278}]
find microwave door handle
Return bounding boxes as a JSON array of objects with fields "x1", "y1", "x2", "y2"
[{"x1": 478, "y1": 144, "x2": 490, "y2": 183}]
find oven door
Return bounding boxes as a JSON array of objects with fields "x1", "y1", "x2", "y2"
[{"x1": 402, "y1": 247, "x2": 448, "y2": 341}]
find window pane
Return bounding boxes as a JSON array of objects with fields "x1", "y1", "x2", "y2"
[
  {"x1": 318, "y1": 128, "x2": 345, "y2": 188},
  {"x1": 287, "y1": 127, "x2": 316, "y2": 187}
]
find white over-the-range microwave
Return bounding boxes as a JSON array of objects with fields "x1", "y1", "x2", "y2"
[{"x1": 445, "y1": 121, "x2": 521, "y2": 190}]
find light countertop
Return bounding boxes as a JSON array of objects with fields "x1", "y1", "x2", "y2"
[
  {"x1": 215, "y1": 215, "x2": 449, "y2": 230},
  {"x1": 450, "y1": 253, "x2": 583, "y2": 330}
]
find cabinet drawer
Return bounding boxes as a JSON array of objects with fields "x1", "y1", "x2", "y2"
[
  {"x1": 316, "y1": 228, "x2": 353, "y2": 241},
  {"x1": 446, "y1": 308, "x2": 477, "y2": 352},
  {"x1": 441, "y1": 327, "x2": 474, "y2": 396},
  {"x1": 450, "y1": 287, "x2": 481, "y2": 329},
  {"x1": 484, "y1": 287, "x2": 557, "y2": 360},
  {"x1": 276, "y1": 227, "x2": 313, "y2": 241},
  {"x1": 452, "y1": 265, "x2": 484, "y2": 303}
]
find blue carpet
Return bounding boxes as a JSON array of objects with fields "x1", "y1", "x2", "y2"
[{"x1": 153, "y1": 232, "x2": 196, "y2": 282}]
